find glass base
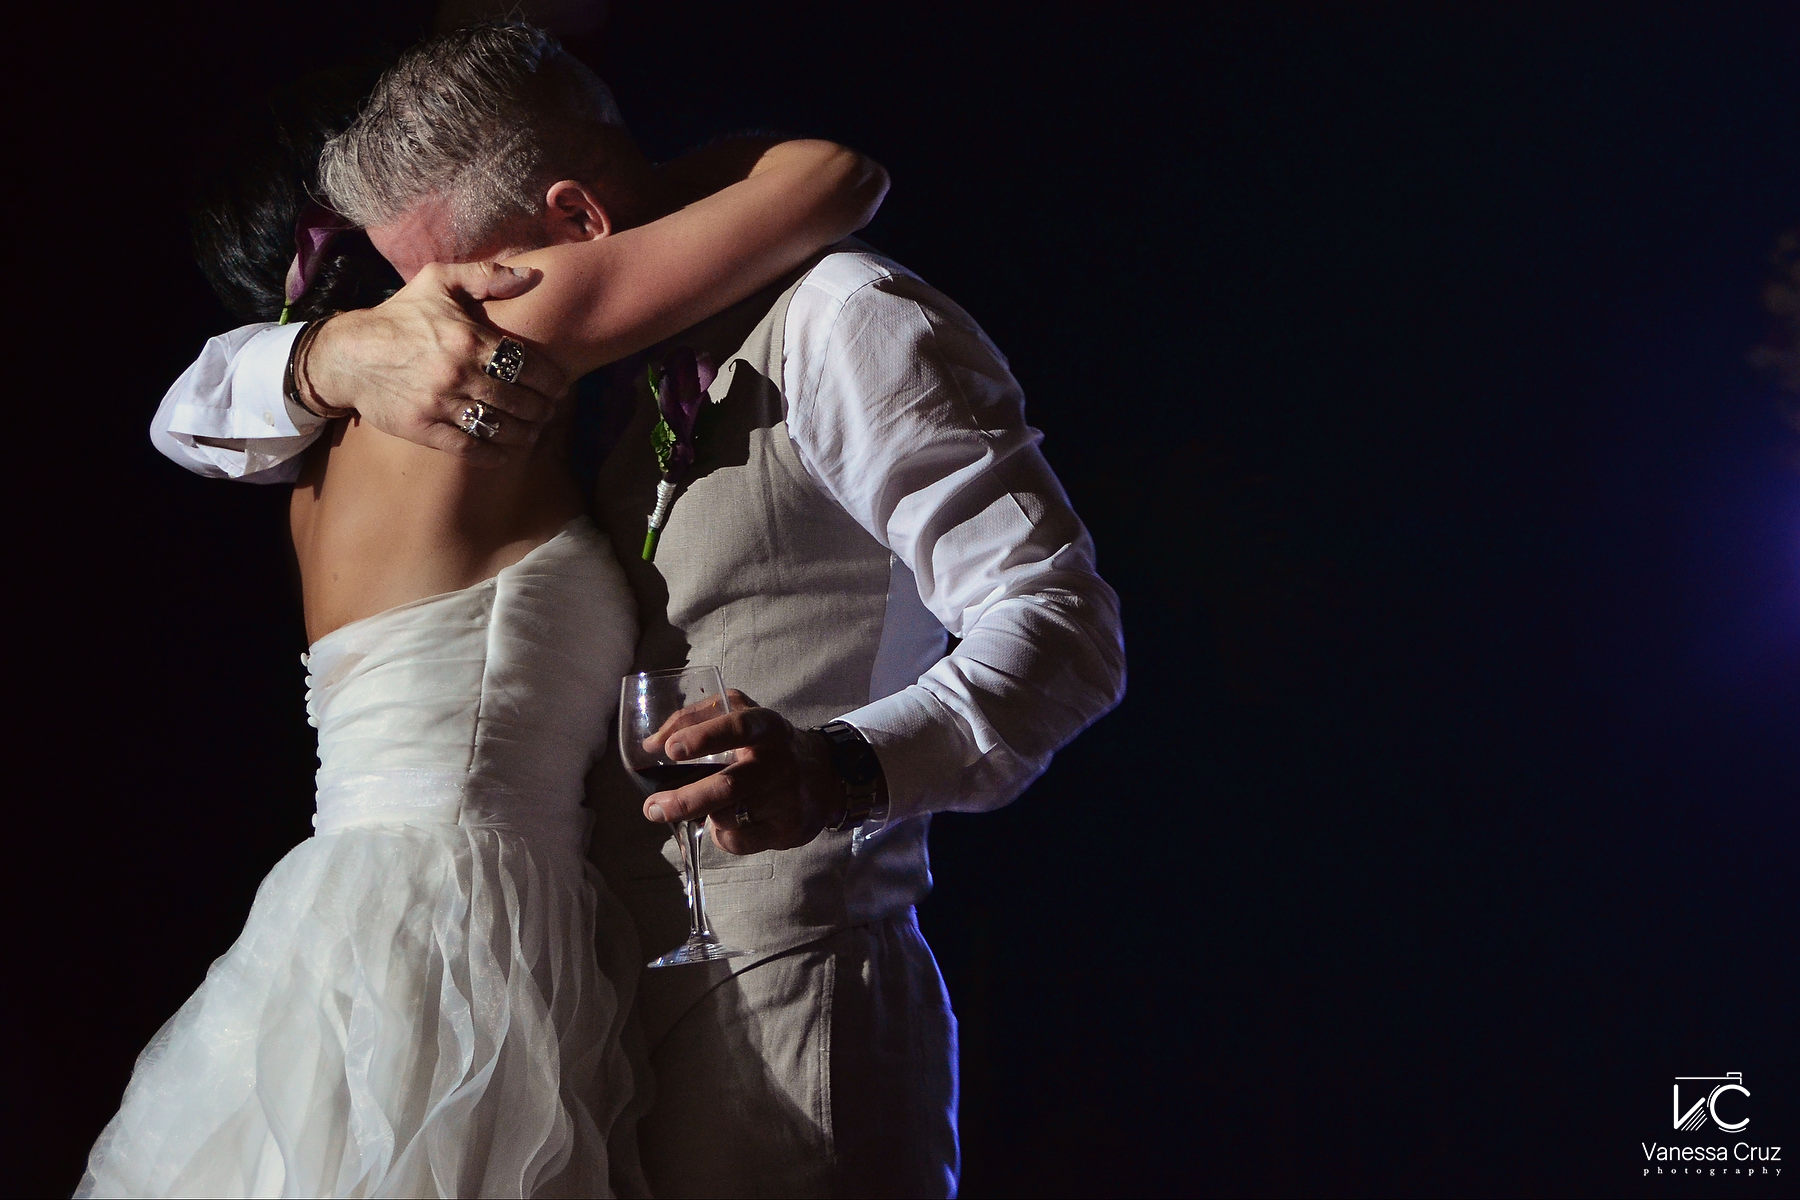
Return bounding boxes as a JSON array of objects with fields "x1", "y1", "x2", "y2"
[{"x1": 647, "y1": 936, "x2": 744, "y2": 968}]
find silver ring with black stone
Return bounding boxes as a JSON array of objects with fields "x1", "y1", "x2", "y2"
[{"x1": 483, "y1": 337, "x2": 526, "y2": 385}]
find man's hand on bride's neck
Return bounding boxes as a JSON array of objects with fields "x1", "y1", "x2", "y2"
[{"x1": 298, "y1": 264, "x2": 566, "y2": 468}]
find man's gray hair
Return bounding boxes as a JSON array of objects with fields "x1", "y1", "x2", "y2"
[{"x1": 320, "y1": 22, "x2": 625, "y2": 251}]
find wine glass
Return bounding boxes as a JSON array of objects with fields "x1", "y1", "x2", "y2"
[{"x1": 619, "y1": 665, "x2": 744, "y2": 967}]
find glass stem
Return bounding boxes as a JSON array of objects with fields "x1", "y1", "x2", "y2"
[{"x1": 679, "y1": 819, "x2": 717, "y2": 942}]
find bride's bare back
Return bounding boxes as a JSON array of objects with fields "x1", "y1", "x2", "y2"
[{"x1": 291, "y1": 415, "x2": 583, "y2": 643}]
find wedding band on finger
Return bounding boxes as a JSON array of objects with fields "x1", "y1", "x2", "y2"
[
  {"x1": 734, "y1": 804, "x2": 754, "y2": 828},
  {"x1": 483, "y1": 337, "x2": 526, "y2": 384},
  {"x1": 458, "y1": 402, "x2": 501, "y2": 441}
]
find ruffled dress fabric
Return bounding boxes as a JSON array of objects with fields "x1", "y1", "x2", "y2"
[{"x1": 77, "y1": 520, "x2": 647, "y2": 1198}]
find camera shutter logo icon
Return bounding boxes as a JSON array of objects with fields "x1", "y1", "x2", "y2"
[{"x1": 1673, "y1": 1073, "x2": 1749, "y2": 1132}]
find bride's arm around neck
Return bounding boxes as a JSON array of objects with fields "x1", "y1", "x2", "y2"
[{"x1": 484, "y1": 138, "x2": 888, "y2": 382}]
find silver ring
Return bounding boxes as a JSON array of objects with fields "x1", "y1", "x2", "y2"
[
  {"x1": 484, "y1": 337, "x2": 526, "y2": 385},
  {"x1": 734, "y1": 804, "x2": 754, "y2": 828},
  {"x1": 458, "y1": 402, "x2": 501, "y2": 441}
]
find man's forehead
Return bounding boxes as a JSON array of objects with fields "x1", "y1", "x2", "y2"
[
  {"x1": 365, "y1": 198, "x2": 460, "y2": 281},
  {"x1": 367, "y1": 198, "x2": 544, "y2": 280}
]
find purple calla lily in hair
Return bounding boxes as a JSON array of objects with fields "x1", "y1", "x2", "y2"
[
  {"x1": 280, "y1": 201, "x2": 356, "y2": 323},
  {"x1": 642, "y1": 346, "x2": 719, "y2": 560}
]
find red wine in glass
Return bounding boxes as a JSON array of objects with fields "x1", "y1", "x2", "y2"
[
  {"x1": 618, "y1": 666, "x2": 744, "y2": 967},
  {"x1": 632, "y1": 762, "x2": 729, "y2": 793}
]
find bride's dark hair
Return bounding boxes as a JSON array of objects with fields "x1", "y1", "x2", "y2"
[{"x1": 189, "y1": 62, "x2": 402, "y2": 324}]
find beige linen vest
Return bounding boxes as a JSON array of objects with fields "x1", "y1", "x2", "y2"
[{"x1": 587, "y1": 263, "x2": 937, "y2": 964}]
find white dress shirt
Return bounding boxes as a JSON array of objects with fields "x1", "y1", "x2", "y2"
[{"x1": 150, "y1": 250, "x2": 1126, "y2": 825}]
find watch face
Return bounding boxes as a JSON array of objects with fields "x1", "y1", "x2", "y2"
[
  {"x1": 840, "y1": 747, "x2": 880, "y2": 787},
  {"x1": 822, "y1": 723, "x2": 881, "y2": 786}
]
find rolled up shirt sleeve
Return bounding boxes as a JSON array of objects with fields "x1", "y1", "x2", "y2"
[
  {"x1": 149, "y1": 322, "x2": 325, "y2": 483},
  {"x1": 783, "y1": 256, "x2": 1126, "y2": 825}
]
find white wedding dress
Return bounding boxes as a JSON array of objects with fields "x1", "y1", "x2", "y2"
[{"x1": 77, "y1": 519, "x2": 647, "y2": 1199}]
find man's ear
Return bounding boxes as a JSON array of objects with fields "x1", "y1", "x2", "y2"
[{"x1": 544, "y1": 180, "x2": 614, "y2": 242}]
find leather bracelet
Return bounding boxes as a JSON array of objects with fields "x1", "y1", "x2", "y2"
[{"x1": 282, "y1": 312, "x2": 348, "y2": 420}]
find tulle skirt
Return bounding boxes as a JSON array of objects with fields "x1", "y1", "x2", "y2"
[{"x1": 76, "y1": 822, "x2": 646, "y2": 1198}]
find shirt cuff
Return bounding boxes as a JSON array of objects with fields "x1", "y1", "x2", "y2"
[
  {"x1": 837, "y1": 687, "x2": 975, "y2": 832},
  {"x1": 235, "y1": 323, "x2": 325, "y2": 435}
]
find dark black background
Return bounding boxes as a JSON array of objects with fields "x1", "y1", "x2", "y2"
[{"x1": 12, "y1": 3, "x2": 1798, "y2": 1196}]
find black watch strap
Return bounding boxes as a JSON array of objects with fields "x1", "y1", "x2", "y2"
[{"x1": 816, "y1": 720, "x2": 882, "y2": 832}]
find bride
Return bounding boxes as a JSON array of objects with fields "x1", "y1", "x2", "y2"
[{"x1": 77, "y1": 25, "x2": 885, "y2": 1198}]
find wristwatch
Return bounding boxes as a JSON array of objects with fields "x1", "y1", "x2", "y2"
[{"x1": 815, "y1": 720, "x2": 884, "y2": 832}]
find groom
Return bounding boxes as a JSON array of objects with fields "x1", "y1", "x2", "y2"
[{"x1": 157, "y1": 22, "x2": 1124, "y2": 1197}]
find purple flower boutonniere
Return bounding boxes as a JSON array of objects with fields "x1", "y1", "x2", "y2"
[{"x1": 642, "y1": 346, "x2": 718, "y2": 561}]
